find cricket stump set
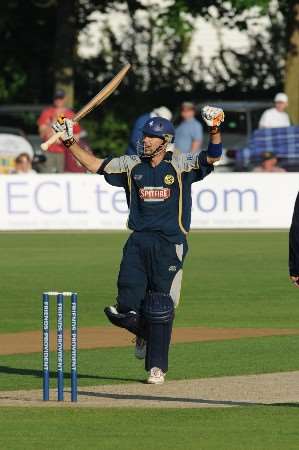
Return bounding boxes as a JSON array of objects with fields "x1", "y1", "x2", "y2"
[{"x1": 42, "y1": 292, "x2": 78, "y2": 402}]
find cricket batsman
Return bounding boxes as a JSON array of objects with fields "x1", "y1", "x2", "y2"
[{"x1": 52, "y1": 106, "x2": 224, "y2": 384}]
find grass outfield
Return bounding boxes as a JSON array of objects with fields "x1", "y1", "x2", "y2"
[
  {"x1": 0, "y1": 231, "x2": 297, "y2": 450},
  {"x1": 1, "y1": 335, "x2": 299, "y2": 390},
  {"x1": 0, "y1": 231, "x2": 296, "y2": 333},
  {"x1": 1, "y1": 407, "x2": 299, "y2": 450}
]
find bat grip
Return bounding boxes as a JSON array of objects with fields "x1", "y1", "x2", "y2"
[{"x1": 40, "y1": 131, "x2": 65, "y2": 151}]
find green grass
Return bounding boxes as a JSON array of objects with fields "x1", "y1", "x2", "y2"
[
  {"x1": 0, "y1": 407, "x2": 299, "y2": 450},
  {"x1": 0, "y1": 231, "x2": 298, "y2": 450},
  {"x1": 1, "y1": 335, "x2": 299, "y2": 391},
  {"x1": 0, "y1": 231, "x2": 296, "y2": 333}
]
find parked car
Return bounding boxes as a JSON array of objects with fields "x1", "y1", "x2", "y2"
[
  {"x1": 0, "y1": 126, "x2": 35, "y2": 174},
  {"x1": 0, "y1": 104, "x2": 46, "y2": 157}
]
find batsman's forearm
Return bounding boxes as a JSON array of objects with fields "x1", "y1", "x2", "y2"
[
  {"x1": 210, "y1": 127, "x2": 221, "y2": 144},
  {"x1": 206, "y1": 127, "x2": 222, "y2": 164},
  {"x1": 68, "y1": 141, "x2": 103, "y2": 173}
]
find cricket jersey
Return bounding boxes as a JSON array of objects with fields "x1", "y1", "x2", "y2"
[{"x1": 97, "y1": 144, "x2": 221, "y2": 243}]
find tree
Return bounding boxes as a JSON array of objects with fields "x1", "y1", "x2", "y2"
[
  {"x1": 0, "y1": 1, "x2": 56, "y2": 102},
  {"x1": 285, "y1": 1, "x2": 299, "y2": 124}
]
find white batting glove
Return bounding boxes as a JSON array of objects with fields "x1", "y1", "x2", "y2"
[
  {"x1": 52, "y1": 116, "x2": 74, "y2": 142},
  {"x1": 201, "y1": 106, "x2": 225, "y2": 128}
]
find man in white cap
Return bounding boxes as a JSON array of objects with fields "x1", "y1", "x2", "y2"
[
  {"x1": 126, "y1": 106, "x2": 172, "y2": 155},
  {"x1": 259, "y1": 93, "x2": 291, "y2": 129}
]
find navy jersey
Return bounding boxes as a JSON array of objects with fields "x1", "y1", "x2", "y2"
[{"x1": 97, "y1": 147, "x2": 218, "y2": 243}]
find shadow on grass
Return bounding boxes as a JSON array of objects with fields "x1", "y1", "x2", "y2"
[
  {"x1": 0, "y1": 365, "x2": 143, "y2": 383},
  {"x1": 77, "y1": 390, "x2": 299, "y2": 408}
]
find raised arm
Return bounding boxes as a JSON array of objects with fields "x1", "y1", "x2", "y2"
[
  {"x1": 201, "y1": 105, "x2": 224, "y2": 165},
  {"x1": 52, "y1": 117, "x2": 103, "y2": 173}
]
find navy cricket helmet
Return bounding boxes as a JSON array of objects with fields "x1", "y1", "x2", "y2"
[{"x1": 141, "y1": 117, "x2": 175, "y2": 143}]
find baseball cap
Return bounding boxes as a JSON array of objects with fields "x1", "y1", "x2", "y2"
[
  {"x1": 54, "y1": 89, "x2": 66, "y2": 99},
  {"x1": 274, "y1": 93, "x2": 288, "y2": 103},
  {"x1": 261, "y1": 151, "x2": 277, "y2": 161},
  {"x1": 152, "y1": 106, "x2": 172, "y2": 121},
  {"x1": 181, "y1": 101, "x2": 196, "y2": 110}
]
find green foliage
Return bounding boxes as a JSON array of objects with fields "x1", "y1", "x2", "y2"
[
  {"x1": 0, "y1": 0, "x2": 289, "y2": 110},
  {"x1": 231, "y1": 0, "x2": 270, "y2": 8},
  {"x1": 0, "y1": 64, "x2": 26, "y2": 102},
  {"x1": 82, "y1": 112, "x2": 129, "y2": 156}
]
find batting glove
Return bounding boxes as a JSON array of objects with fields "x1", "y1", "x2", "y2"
[
  {"x1": 52, "y1": 116, "x2": 74, "y2": 142},
  {"x1": 201, "y1": 106, "x2": 225, "y2": 128}
]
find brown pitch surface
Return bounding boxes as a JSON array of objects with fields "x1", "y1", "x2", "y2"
[{"x1": 2, "y1": 326, "x2": 299, "y2": 356}]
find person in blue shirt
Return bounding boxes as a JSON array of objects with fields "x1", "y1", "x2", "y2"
[
  {"x1": 175, "y1": 101, "x2": 203, "y2": 153},
  {"x1": 52, "y1": 105, "x2": 225, "y2": 385},
  {"x1": 126, "y1": 106, "x2": 172, "y2": 155}
]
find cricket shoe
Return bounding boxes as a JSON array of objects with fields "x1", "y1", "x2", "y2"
[
  {"x1": 147, "y1": 367, "x2": 165, "y2": 385},
  {"x1": 134, "y1": 336, "x2": 146, "y2": 360}
]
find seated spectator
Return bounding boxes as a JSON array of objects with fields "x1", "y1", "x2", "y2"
[
  {"x1": 126, "y1": 106, "x2": 172, "y2": 155},
  {"x1": 259, "y1": 93, "x2": 291, "y2": 129},
  {"x1": 37, "y1": 89, "x2": 81, "y2": 173},
  {"x1": 175, "y1": 102, "x2": 203, "y2": 153},
  {"x1": 11, "y1": 153, "x2": 37, "y2": 174},
  {"x1": 253, "y1": 151, "x2": 286, "y2": 173}
]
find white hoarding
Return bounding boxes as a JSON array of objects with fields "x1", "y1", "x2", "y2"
[{"x1": 0, "y1": 173, "x2": 297, "y2": 230}]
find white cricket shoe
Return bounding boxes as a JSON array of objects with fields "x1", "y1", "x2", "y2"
[
  {"x1": 147, "y1": 367, "x2": 165, "y2": 384},
  {"x1": 135, "y1": 336, "x2": 146, "y2": 360}
]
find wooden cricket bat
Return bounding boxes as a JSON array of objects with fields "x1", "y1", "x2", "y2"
[{"x1": 41, "y1": 63, "x2": 131, "y2": 151}]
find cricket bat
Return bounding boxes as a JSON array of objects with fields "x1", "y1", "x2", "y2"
[{"x1": 41, "y1": 63, "x2": 131, "y2": 151}]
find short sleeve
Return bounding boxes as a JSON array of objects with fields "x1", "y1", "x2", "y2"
[
  {"x1": 38, "y1": 108, "x2": 51, "y2": 126},
  {"x1": 103, "y1": 156, "x2": 130, "y2": 174},
  {"x1": 191, "y1": 121, "x2": 203, "y2": 141},
  {"x1": 259, "y1": 110, "x2": 268, "y2": 128},
  {"x1": 175, "y1": 152, "x2": 200, "y2": 173},
  {"x1": 173, "y1": 151, "x2": 214, "y2": 181},
  {"x1": 97, "y1": 155, "x2": 140, "y2": 175}
]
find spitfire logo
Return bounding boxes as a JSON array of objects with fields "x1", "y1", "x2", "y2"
[
  {"x1": 149, "y1": 120, "x2": 154, "y2": 127},
  {"x1": 164, "y1": 174, "x2": 174, "y2": 185},
  {"x1": 139, "y1": 186, "x2": 171, "y2": 202}
]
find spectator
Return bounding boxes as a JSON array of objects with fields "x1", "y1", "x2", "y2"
[
  {"x1": 37, "y1": 89, "x2": 81, "y2": 173},
  {"x1": 259, "y1": 93, "x2": 291, "y2": 129},
  {"x1": 253, "y1": 151, "x2": 286, "y2": 173},
  {"x1": 11, "y1": 153, "x2": 36, "y2": 174},
  {"x1": 175, "y1": 102, "x2": 203, "y2": 153},
  {"x1": 126, "y1": 106, "x2": 172, "y2": 155}
]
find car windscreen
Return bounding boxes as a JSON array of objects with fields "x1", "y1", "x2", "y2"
[{"x1": 219, "y1": 111, "x2": 247, "y2": 134}]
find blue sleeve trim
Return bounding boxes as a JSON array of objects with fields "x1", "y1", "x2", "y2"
[
  {"x1": 207, "y1": 142, "x2": 222, "y2": 158},
  {"x1": 96, "y1": 156, "x2": 113, "y2": 175}
]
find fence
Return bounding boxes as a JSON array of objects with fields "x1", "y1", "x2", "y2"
[{"x1": 0, "y1": 173, "x2": 297, "y2": 230}]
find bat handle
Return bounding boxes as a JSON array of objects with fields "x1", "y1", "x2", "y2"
[{"x1": 40, "y1": 131, "x2": 65, "y2": 151}]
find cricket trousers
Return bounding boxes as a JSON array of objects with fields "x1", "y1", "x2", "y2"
[
  {"x1": 116, "y1": 231, "x2": 188, "y2": 372},
  {"x1": 117, "y1": 231, "x2": 188, "y2": 313}
]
